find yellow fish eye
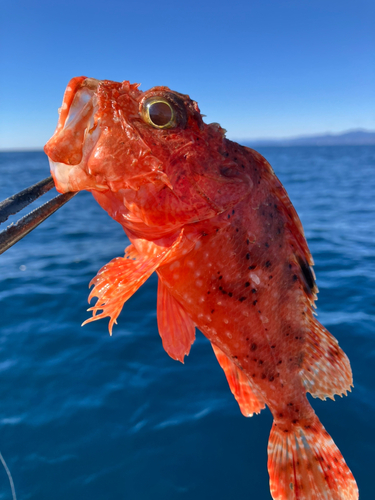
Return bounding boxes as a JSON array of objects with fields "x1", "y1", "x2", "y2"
[{"x1": 141, "y1": 98, "x2": 176, "y2": 129}]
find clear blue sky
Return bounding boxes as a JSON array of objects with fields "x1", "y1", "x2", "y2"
[{"x1": 0, "y1": 0, "x2": 374, "y2": 149}]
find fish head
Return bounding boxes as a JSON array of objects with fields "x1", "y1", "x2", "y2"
[{"x1": 44, "y1": 77, "x2": 251, "y2": 229}]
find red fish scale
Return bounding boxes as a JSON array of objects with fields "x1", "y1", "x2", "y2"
[{"x1": 158, "y1": 192, "x2": 313, "y2": 422}]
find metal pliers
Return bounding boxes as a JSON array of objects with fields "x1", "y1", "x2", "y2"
[{"x1": 0, "y1": 176, "x2": 76, "y2": 255}]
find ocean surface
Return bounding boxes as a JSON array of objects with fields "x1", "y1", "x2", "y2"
[{"x1": 0, "y1": 146, "x2": 374, "y2": 499}]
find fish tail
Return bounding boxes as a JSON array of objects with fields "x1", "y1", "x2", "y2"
[{"x1": 267, "y1": 416, "x2": 358, "y2": 500}]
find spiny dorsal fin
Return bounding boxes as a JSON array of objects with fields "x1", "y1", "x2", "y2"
[{"x1": 245, "y1": 146, "x2": 313, "y2": 262}]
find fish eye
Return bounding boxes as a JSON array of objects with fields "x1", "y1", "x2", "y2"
[{"x1": 141, "y1": 98, "x2": 177, "y2": 129}]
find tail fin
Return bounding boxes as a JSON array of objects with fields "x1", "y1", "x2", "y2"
[{"x1": 267, "y1": 418, "x2": 358, "y2": 500}]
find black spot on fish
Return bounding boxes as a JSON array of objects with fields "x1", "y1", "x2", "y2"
[
  {"x1": 265, "y1": 242, "x2": 269, "y2": 248},
  {"x1": 239, "y1": 297, "x2": 246, "y2": 302},
  {"x1": 246, "y1": 253, "x2": 250, "y2": 260},
  {"x1": 228, "y1": 292, "x2": 233, "y2": 297},
  {"x1": 252, "y1": 289, "x2": 257, "y2": 294},
  {"x1": 265, "y1": 261, "x2": 271, "y2": 268},
  {"x1": 248, "y1": 265, "x2": 256, "y2": 270},
  {"x1": 250, "y1": 343, "x2": 257, "y2": 351},
  {"x1": 253, "y1": 300, "x2": 257, "y2": 305},
  {"x1": 245, "y1": 282, "x2": 250, "y2": 287},
  {"x1": 298, "y1": 257, "x2": 316, "y2": 295}
]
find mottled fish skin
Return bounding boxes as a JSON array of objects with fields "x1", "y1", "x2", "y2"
[{"x1": 44, "y1": 77, "x2": 358, "y2": 500}]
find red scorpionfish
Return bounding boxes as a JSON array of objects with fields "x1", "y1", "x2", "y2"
[{"x1": 44, "y1": 77, "x2": 358, "y2": 500}]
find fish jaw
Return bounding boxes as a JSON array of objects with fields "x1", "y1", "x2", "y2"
[
  {"x1": 44, "y1": 77, "x2": 104, "y2": 193},
  {"x1": 44, "y1": 77, "x2": 149, "y2": 194}
]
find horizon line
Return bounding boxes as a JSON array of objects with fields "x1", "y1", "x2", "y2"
[{"x1": 1, "y1": 128, "x2": 374, "y2": 153}]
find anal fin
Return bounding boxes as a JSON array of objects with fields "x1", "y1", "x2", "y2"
[
  {"x1": 301, "y1": 320, "x2": 353, "y2": 400},
  {"x1": 212, "y1": 344, "x2": 265, "y2": 417},
  {"x1": 157, "y1": 280, "x2": 196, "y2": 363}
]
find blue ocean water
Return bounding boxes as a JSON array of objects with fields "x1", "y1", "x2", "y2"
[{"x1": 0, "y1": 146, "x2": 374, "y2": 499}]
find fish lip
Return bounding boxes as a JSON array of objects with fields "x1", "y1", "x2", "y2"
[
  {"x1": 49, "y1": 77, "x2": 100, "y2": 135},
  {"x1": 45, "y1": 77, "x2": 100, "y2": 163},
  {"x1": 44, "y1": 77, "x2": 102, "y2": 192}
]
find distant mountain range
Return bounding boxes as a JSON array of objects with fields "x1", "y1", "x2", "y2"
[{"x1": 242, "y1": 129, "x2": 375, "y2": 147}]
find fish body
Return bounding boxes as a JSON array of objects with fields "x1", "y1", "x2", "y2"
[{"x1": 44, "y1": 77, "x2": 358, "y2": 500}]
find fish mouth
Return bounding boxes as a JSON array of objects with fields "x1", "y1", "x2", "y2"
[{"x1": 44, "y1": 77, "x2": 102, "y2": 193}]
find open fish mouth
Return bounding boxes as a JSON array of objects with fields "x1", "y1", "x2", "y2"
[
  {"x1": 0, "y1": 78, "x2": 102, "y2": 254},
  {"x1": 0, "y1": 76, "x2": 149, "y2": 254},
  {"x1": 44, "y1": 77, "x2": 102, "y2": 193}
]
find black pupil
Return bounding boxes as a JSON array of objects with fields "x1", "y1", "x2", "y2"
[{"x1": 149, "y1": 102, "x2": 172, "y2": 126}]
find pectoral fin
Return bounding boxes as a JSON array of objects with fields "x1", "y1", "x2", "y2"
[{"x1": 83, "y1": 231, "x2": 184, "y2": 334}]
